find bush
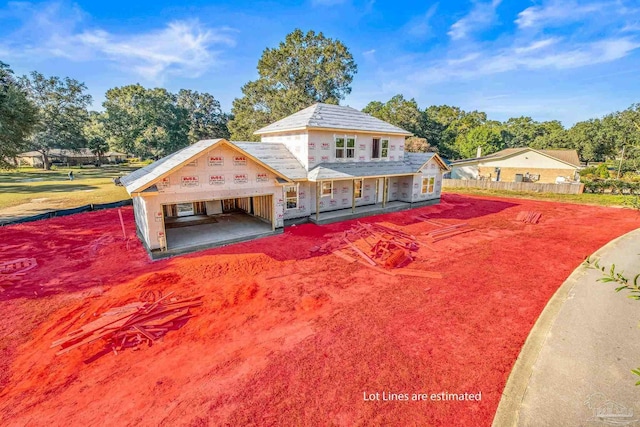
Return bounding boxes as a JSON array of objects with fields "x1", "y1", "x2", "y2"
[
  {"x1": 583, "y1": 179, "x2": 640, "y2": 195},
  {"x1": 595, "y1": 164, "x2": 610, "y2": 179}
]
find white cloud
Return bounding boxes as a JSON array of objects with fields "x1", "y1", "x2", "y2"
[
  {"x1": 400, "y1": 37, "x2": 640, "y2": 86},
  {"x1": 404, "y1": 3, "x2": 439, "y2": 39},
  {"x1": 75, "y1": 22, "x2": 235, "y2": 81},
  {"x1": 0, "y1": 2, "x2": 236, "y2": 82},
  {"x1": 448, "y1": 0, "x2": 502, "y2": 41},
  {"x1": 515, "y1": 0, "x2": 608, "y2": 30},
  {"x1": 514, "y1": 37, "x2": 560, "y2": 54}
]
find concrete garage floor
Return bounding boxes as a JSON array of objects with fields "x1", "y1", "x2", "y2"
[{"x1": 161, "y1": 213, "x2": 279, "y2": 258}]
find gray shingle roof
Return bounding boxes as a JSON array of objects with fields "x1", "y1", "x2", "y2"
[
  {"x1": 404, "y1": 152, "x2": 435, "y2": 170},
  {"x1": 254, "y1": 103, "x2": 412, "y2": 136},
  {"x1": 232, "y1": 142, "x2": 307, "y2": 180},
  {"x1": 120, "y1": 139, "x2": 223, "y2": 193},
  {"x1": 308, "y1": 161, "x2": 417, "y2": 181},
  {"x1": 451, "y1": 147, "x2": 581, "y2": 167}
]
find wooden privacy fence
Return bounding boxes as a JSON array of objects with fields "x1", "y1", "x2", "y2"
[{"x1": 443, "y1": 179, "x2": 584, "y2": 194}]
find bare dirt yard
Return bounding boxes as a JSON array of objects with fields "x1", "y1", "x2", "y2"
[{"x1": 0, "y1": 193, "x2": 638, "y2": 426}]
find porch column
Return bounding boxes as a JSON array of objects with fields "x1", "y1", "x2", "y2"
[
  {"x1": 315, "y1": 181, "x2": 320, "y2": 222},
  {"x1": 383, "y1": 177, "x2": 389, "y2": 208},
  {"x1": 272, "y1": 194, "x2": 275, "y2": 231},
  {"x1": 352, "y1": 179, "x2": 356, "y2": 213}
]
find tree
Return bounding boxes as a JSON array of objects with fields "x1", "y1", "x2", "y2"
[
  {"x1": 176, "y1": 89, "x2": 230, "y2": 143},
  {"x1": 19, "y1": 72, "x2": 92, "y2": 170},
  {"x1": 503, "y1": 117, "x2": 543, "y2": 148},
  {"x1": 228, "y1": 29, "x2": 357, "y2": 141},
  {"x1": 363, "y1": 95, "x2": 427, "y2": 137},
  {"x1": 0, "y1": 62, "x2": 37, "y2": 168},
  {"x1": 530, "y1": 120, "x2": 568, "y2": 149},
  {"x1": 103, "y1": 84, "x2": 189, "y2": 158},
  {"x1": 454, "y1": 123, "x2": 505, "y2": 158},
  {"x1": 567, "y1": 119, "x2": 616, "y2": 164},
  {"x1": 404, "y1": 137, "x2": 436, "y2": 153},
  {"x1": 84, "y1": 112, "x2": 110, "y2": 165}
]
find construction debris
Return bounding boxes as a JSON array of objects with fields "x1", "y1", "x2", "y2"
[
  {"x1": 51, "y1": 291, "x2": 202, "y2": 356},
  {"x1": 312, "y1": 222, "x2": 431, "y2": 273},
  {"x1": 1, "y1": 258, "x2": 38, "y2": 276},
  {"x1": 517, "y1": 211, "x2": 542, "y2": 224}
]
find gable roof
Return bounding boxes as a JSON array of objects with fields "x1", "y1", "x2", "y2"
[
  {"x1": 404, "y1": 152, "x2": 450, "y2": 171},
  {"x1": 120, "y1": 139, "x2": 224, "y2": 194},
  {"x1": 254, "y1": 103, "x2": 412, "y2": 136},
  {"x1": 450, "y1": 147, "x2": 581, "y2": 168},
  {"x1": 120, "y1": 139, "x2": 304, "y2": 195}
]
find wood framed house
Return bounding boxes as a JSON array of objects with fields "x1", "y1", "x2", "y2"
[{"x1": 121, "y1": 103, "x2": 449, "y2": 258}]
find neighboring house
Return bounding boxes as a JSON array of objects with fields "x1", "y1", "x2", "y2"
[
  {"x1": 120, "y1": 103, "x2": 449, "y2": 257},
  {"x1": 104, "y1": 151, "x2": 127, "y2": 163},
  {"x1": 449, "y1": 148, "x2": 581, "y2": 183},
  {"x1": 15, "y1": 149, "x2": 127, "y2": 167}
]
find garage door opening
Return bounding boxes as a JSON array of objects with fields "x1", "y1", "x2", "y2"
[{"x1": 162, "y1": 195, "x2": 276, "y2": 252}]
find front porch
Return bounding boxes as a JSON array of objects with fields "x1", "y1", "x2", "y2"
[{"x1": 308, "y1": 199, "x2": 439, "y2": 225}]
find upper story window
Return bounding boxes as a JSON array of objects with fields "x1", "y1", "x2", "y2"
[
  {"x1": 335, "y1": 135, "x2": 356, "y2": 159},
  {"x1": 381, "y1": 139, "x2": 389, "y2": 158},
  {"x1": 372, "y1": 138, "x2": 390, "y2": 159}
]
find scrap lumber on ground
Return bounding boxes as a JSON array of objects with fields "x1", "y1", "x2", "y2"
[
  {"x1": 51, "y1": 292, "x2": 202, "y2": 356},
  {"x1": 313, "y1": 222, "x2": 441, "y2": 278},
  {"x1": 516, "y1": 211, "x2": 542, "y2": 224},
  {"x1": 419, "y1": 221, "x2": 476, "y2": 242},
  {"x1": 0, "y1": 258, "x2": 38, "y2": 276}
]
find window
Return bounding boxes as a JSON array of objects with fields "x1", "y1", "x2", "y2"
[
  {"x1": 372, "y1": 138, "x2": 380, "y2": 159},
  {"x1": 346, "y1": 137, "x2": 355, "y2": 158},
  {"x1": 421, "y1": 177, "x2": 435, "y2": 194},
  {"x1": 321, "y1": 181, "x2": 333, "y2": 197},
  {"x1": 285, "y1": 185, "x2": 299, "y2": 210},
  {"x1": 381, "y1": 139, "x2": 389, "y2": 158},
  {"x1": 336, "y1": 136, "x2": 356, "y2": 159},
  {"x1": 335, "y1": 137, "x2": 345, "y2": 159},
  {"x1": 354, "y1": 179, "x2": 363, "y2": 199}
]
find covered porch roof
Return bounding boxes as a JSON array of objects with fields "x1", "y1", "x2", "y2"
[{"x1": 308, "y1": 161, "x2": 417, "y2": 181}]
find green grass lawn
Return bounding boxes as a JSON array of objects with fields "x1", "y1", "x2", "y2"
[
  {"x1": 444, "y1": 186, "x2": 637, "y2": 208},
  {"x1": 0, "y1": 165, "x2": 134, "y2": 211}
]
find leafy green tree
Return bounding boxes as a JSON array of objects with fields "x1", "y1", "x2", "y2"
[
  {"x1": 454, "y1": 123, "x2": 505, "y2": 158},
  {"x1": 503, "y1": 116, "x2": 543, "y2": 148},
  {"x1": 363, "y1": 95, "x2": 428, "y2": 137},
  {"x1": 19, "y1": 71, "x2": 91, "y2": 169},
  {"x1": 177, "y1": 89, "x2": 230, "y2": 142},
  {"x1": 567, "y1": 119, "x2": 616, "y2": 164},
  {"x1": 84, "y1": 111, "x2": 110, "y2": 165},
  {"x1": 404, "y1": 137, "x2": 435, "y2": 153},
  {"x1": 530, "y1": 121, "x2": 569, "y2": 149},
  {"x1": 229, "y1": 29, "x2": 357, "y2": 141},
  {"x1": 0, "y1": 62, "x2": 37, "y2": 168},
  {"x1": 103, "y1": 84, "x2": 189, "y2": 158}
]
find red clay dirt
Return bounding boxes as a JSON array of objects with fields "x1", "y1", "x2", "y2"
[{"x1": 0, "y1": 193, "x2": 638, "y2": 426}]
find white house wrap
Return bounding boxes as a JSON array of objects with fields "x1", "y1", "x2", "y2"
[{"x1": 121, "y1": 103, "x2": 449, "y2": 257}]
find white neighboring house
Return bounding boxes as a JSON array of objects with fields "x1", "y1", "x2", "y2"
[
  {"x1": 449, "y1": 148, "x2": 581, "y2": 184},
  {"x1": 120, "y1": 103, "x2": 449, "y2": 257}
]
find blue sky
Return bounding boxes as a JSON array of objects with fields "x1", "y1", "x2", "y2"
[{"x1": 1, "y1": 0, "x2": 640, "y2": 126}]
